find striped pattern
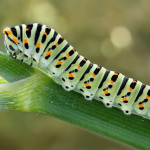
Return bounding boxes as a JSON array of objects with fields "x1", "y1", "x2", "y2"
[{"x1": 3, "y1": 23, "x2": 150, "y2": 118}]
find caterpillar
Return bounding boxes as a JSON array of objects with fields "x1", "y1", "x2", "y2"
[{"x1": 3, "y1": 23, "x2": 150, "y2": 118}]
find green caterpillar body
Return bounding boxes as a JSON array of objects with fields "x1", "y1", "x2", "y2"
[{"x1": 3, "y1": 23, "x2": 150, "y2": 118}]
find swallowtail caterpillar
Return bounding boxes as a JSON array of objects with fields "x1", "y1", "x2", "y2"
[{"x1": 3, "y1": 23, "x2": 150, "y2": 118}]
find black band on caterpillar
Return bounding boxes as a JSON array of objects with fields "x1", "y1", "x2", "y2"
[
  {"x1": 117, "y1": 77, "x2": 128, "y2": 96},
  {"x1": 98, "y1": 70, "x2": 110, "y2": 89}
]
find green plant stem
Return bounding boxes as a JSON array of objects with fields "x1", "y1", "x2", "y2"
[{"x1": 0, "y1": 52, "x2": 149, "y2": 150}]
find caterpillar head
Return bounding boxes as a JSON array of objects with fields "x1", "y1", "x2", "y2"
[{"x1": 3, "y1": 27, "x2": 19, "y2": 55}]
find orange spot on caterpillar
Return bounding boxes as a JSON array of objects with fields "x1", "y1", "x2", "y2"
[
  {"x1": 132, "y1": 80, "x2": 137, "y2": 83},
  {"x1": 68, "y1": 73, "x2": 73, "y2": 77},
  {"x1": 26, "y1": 28, "x2": 29, "y2": 31},
  {"x1": 24, "y1": 39, "x2": 27, "y2": 44},
  {"x1": 83, "y1": 58, "x2": 86, "y2": 61},
  {"x1": 12, "y1": 38, "x2": 17, "y2": 43},
  {"x1": 57, "y1": 61, "x2": 62, "y2": 65},
  {"x1": 3, "y1": 30, "x2": 11, "y2": 35},
  {"x1": 139, "y1": 104, "x2": 144, "y2": 108},
  {"x1": 72, "y1": 48, "x2": 75, "y2": 52},
  {"x1": 114, "y1": 73, "x2": 118, "y2": 75},
  {"x1": 122, "y1": 97, "x2": 127, "y2": 101},
  {"x1": 36, "y1": 43, "x2": 40, "y2": 48},
  {"x1": 78, "y1": 65, "x2": 81, "y2": 69},
  {"x1": 92, "y1": 73, "x2": 96, "y2": 77},
  {"x1": 45, "y1": 51, "x2": 52, "y2": 56},
  {"x1": 129, "y1": 87, "x2": 132, "y2": 91},
  {"x1": 97, "y1": 66, "x2": 100, "y2": 69},
  {"x1": 103, "y1": 90, "x2": 109, "y2": 94},
  {"x1": 43, "y1": 32, "x2": 47, "y2": 36},
  {"x1": 7, "y1": 30, "x2": 11, "y2": 35},
  {"x1": 66, "y1": 53, "x2": 70, "y2": 58},
  {"x1": 85, "y1": 83, "x2": 90, "y2": 87},
  {"x1": 110, "y1": 80, "x2": 114, "y2": 84},
  {"x1": 55, "y1": 43, "x2": 58, "y2": 46},
  {"x1": 146, "y1": 95, "x2": 149, "y2": 99}
]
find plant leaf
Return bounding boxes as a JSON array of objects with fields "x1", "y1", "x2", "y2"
[{"x1": 0, "y1": 51, "x2": 149, "y2": 149}]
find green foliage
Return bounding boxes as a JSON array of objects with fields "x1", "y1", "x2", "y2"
[{"x1": 0, "y1": 51, "x2": 149, "y2": 150}]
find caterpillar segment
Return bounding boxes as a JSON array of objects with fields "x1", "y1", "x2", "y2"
[
  {"x1": 47, "y1": 45, "x2": 78, "y2": 77},
  {"x1": 39, "y1": 35, "x2": 67, "y2": 68},
  {"x1": 3, "y1": 23, "x2": 150, "y2": 118},
  {"x1": 59, "y1": 55, "x2": 91, "y2": 91},
  {"x1": 133, "y1": 85, "x2": 150, "y2": 116},
  {"x1": 76, "y1": 64, "x2": 103, "y2": 101},
  {"x1": 95, "y1": 71, "x2": 124, "y2": 108},
  {"x1": 115, "y1": 79, "x2": 142, "y2": 115}
]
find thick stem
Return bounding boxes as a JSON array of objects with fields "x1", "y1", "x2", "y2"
[{"x1": 0, "y1": 52, "x2": 149, "y2": 150}]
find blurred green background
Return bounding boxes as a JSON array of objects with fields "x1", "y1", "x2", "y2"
[{"x1": 0, "y1": 0, "x2": 149, "y2": 149}]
